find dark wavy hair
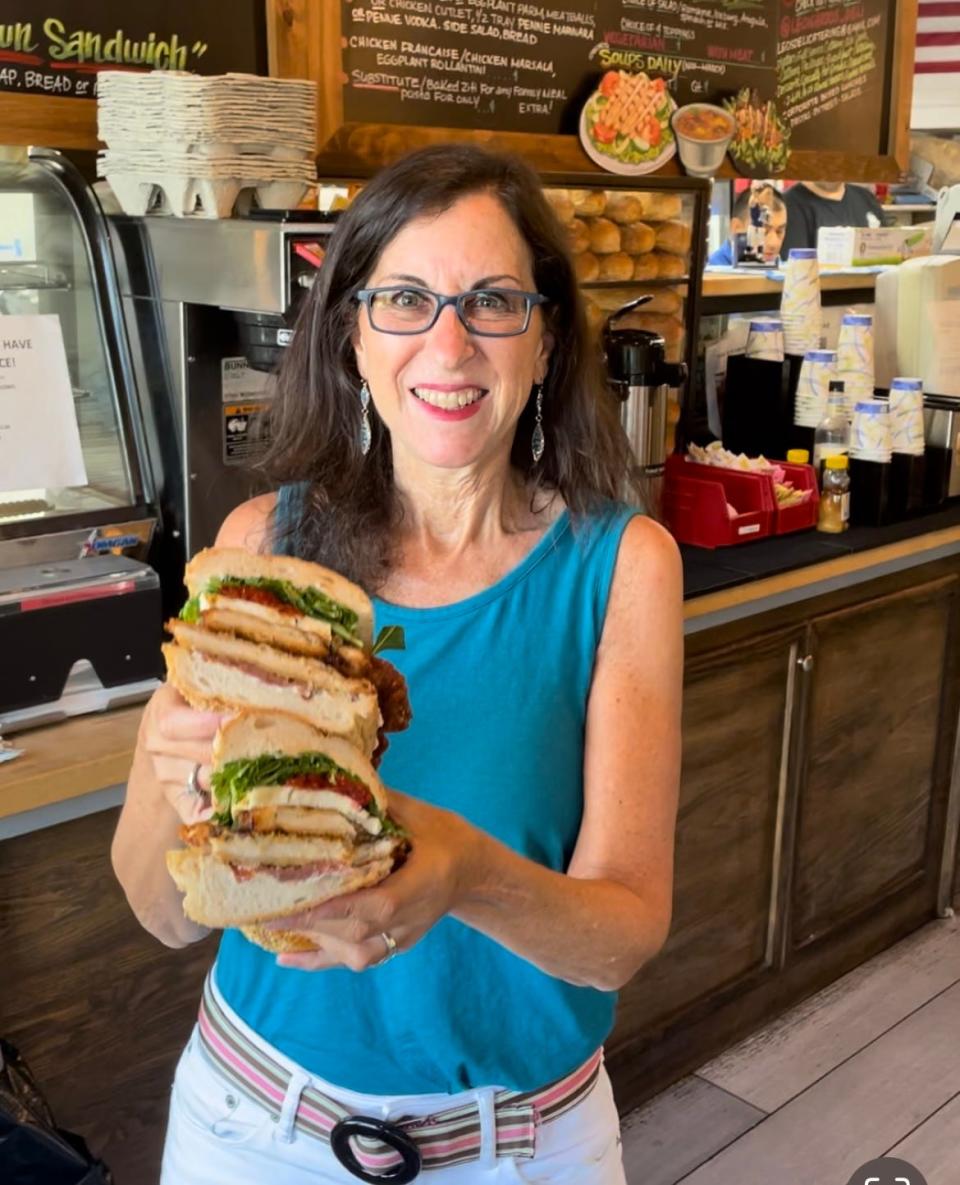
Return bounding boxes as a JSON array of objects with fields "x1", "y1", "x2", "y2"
[{"x1": 263, "y1": 143, "x2": 640, "y2": 589}]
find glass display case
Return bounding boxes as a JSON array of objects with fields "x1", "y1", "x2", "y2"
[{"x1": 0, "y1": 147, "x2": 156, "y2": 567}]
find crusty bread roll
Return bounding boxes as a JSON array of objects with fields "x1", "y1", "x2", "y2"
[
  {"x1": 640, "y1": 288, "x2": 683, "y2": 315},
  {"x1": 632, "y1": 254, "x2": 660, "y2": 281},
  {"x1": 570, "y1": 188, "x2": 606, "y2": 216},
  {"x1": 566, "y1": 217, "x2": 590, "y2": 255},
  {"x1": 166, "y1": 847, "x2": 396, "y2": 932},
  {"x1": 604, "y1": 193, "x2": 645, "y2": 224},
  {"x1": 621, "y1": 222, "x2": 656, "y2": 254},
  {"x1": 654, "y1": 220, "x2": 692, "y2": 256},
  {"x1": 163, "y1": 622, "x2": 381, "y2": 756},
  {"x1": 638, "y1": 193, "x2": 683, "y2": 221},
  {"x1": 588, "y1": 217, "x2": 621, "y2": 255},
  {"x1": 583, "y1": 298, "x2": 607, "y2": 337},
  {"x1": 241, "y1": 924, "x2": 322, "y2": 953},
  {"x1": 598, "y1": 252, "x2": 634, "y2": 282},
  {"x1": 186, "y1": 548, "x2": 373, "y2": 649},
  {"x1": 615, "y1": 313, "x2": 684, "y2": 359},
  {"x1": 574, "y1": 252, "x2": 600, "y2": 282},
  {"x1": 653, "y1": 251, "x2": 687, "y2": 279},
  {"x1": 544, "y1": 188, "x2": 575, "y2": 224}
]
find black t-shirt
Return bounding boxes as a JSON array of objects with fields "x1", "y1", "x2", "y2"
[{"x1": 781, "y1": 184, "x2": 887, "y2": 256}]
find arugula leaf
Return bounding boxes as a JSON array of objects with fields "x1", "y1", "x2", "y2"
[
  {"x1": 206, "y1": 576, "x2": 364, "y2": 647},
  {"x1": 371, "y1": 625, "x2": 406, "y2": 657},
  {"x1": 179, "y1": 596, "x2": 201, "y2": 623},
  {"x1": 210, "y1": 751, "x2": 407, "y2": 838}
]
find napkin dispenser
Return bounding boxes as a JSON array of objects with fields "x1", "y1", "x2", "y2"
[{"x1": 0, "y1": 556, "x2": 163, "y2": 730}]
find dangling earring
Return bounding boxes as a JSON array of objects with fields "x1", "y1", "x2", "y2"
[
  {"x1": 359, "y1": 380, "x2": 372, "y2": 456},
  {"x1": 531, "y1": 383, "x2": 545, "y2": 463}
]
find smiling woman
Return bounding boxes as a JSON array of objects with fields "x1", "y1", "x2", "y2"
[{"x1": 114, "y1": 143, "x2": 683, "y2": 1185}]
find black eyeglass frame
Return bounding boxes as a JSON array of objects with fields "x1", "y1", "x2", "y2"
[{"x1": 355, "y1": 286, "x2": 549, "y2": 337}]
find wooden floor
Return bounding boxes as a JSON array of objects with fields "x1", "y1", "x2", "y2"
[{"x1": 620, "y1": 914, "x2": 960, "y2": 1185}]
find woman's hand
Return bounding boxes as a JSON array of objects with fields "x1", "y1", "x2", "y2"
[
  {"x1": 137, "y1": 683, "x2": 225, "y2": 824},
  {"x1": 268, "y1": 791, "x2": 488, "y2": 972}
]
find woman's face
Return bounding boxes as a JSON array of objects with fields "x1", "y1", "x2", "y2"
[{"x1": 353, "y1": 191, "x2": 552, "y2": 472}]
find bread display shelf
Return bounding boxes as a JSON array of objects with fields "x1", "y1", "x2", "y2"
[{"x1": 581, "y1": 276, "x2": 690, "y2": 290}]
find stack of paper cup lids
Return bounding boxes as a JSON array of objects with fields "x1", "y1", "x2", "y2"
[
  {"x1": 850, "y1": 399, "x2": 893, "y2": 462},
  {"x1": 888, "y1": 377, "x2": 925, "y2": 456},
  {"x1": 836, "y1": 313, "x2": 875, "y2": 414},
  {"x1": 780, "y1": 248, "x2": 822, "y2": 356},
  {"x1": 96, "y1": 71, "x2": 317, "y2": 218},
  {"x1": 745, "y1": 318, "x2": 784, "y2": 362},
  {"x1": 793, "y1": 349, "x2": 837, "y2": 428}
]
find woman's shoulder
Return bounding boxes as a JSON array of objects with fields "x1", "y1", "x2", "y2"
[{"x1": 214, "y1": 493, "x2": 277, "y2": 552}]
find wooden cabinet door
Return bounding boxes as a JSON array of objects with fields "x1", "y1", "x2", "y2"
[
  {"x1": 611, "y1": 628, "x2": 801, "y2": 1057},
  {"x1": 790, "y1": 576, "x2": 960, "y2": 950}
]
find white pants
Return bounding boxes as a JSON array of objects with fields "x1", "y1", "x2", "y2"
[{"x1": 160, "y1": 1013, "x2": 626, "y2": 1185}]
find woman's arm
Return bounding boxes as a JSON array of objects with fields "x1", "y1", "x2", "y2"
[
  {"x1": 272, "y1": 517, "x2": 683, "y2": 990},
  {"x1": 111, "y1": 494, "x2": 276, "y2": 947}
]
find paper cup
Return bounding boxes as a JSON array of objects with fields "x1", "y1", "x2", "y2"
[
  {"x1": 781, "y1": 248, "x2": 822, "y2": 356},
  {"x1": 837, "y1": 313, "x2": 875, "y2": 411},
  {"x1": 745, "y1": 318, "x2": 785, "y2": 362},
  {"x1": 793, "y1": 349, "x2": 837, "y2": 428},
  {"x1": 889, "y1": 377, "x2": 925, "y2": 456},
  {"x1": 851, "y1": 399, "x2": 892, "y2": 461}
]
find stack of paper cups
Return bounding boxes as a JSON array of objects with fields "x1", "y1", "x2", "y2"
[
  {"x1": 888, "y1": 377, "x2": 925, "y2": 456},
  {"x1": 781, "y1": 248, "x2": 822, "y2": 356},
  {"x1": 850, "y1": 399, "x2": 892, "y2": 462},
  {"x1": 793, "y1": 349, "x2": 837, "y2": 428},
  {"x1": 745, "y1": 318, "x2": 785, "y2": 362},
  {"x1": 836, "y1": 313, "x2": 875, "y2": 413}
]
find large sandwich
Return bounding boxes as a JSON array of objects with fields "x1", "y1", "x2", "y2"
[
  {"x1": 167, "y1": 710, "x2": 408, "y2": 952},
  {"x1": 164, "y1": 548, "x2": 410, "y2": 760}
]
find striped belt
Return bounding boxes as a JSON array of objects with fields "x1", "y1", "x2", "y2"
[{"x1": 198, "y1": 977, "x2": 602, "y2": 1182}]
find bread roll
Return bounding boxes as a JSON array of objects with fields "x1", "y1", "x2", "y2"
[
  {"x1": 616, "y1": 313, "x2": 684, "y2": 359},
  {"x1": 567, "y1": 217, "x2": 590, "y2": 255},
  {"x1": 638, "y1": 193, "x2": 683, "y2": 221},
  {"x1": 604, "y1": 193, "x2": 645, "y2": 224},
  {"x1": 588, "y1": 217, "x2": 621, "y2": 255},
  {"x1": 620, "y1": 222, "x2": 656, "y2": 254},
  {"x1": 570, "y1": 188, "x2": 607, "y2": 216},
  {"x1": 582, "y1": 297, "x2": 607, "y2": 337},
  {"x1": 654, "y1": 252, "x2": 687, "y2": 279},
  {"x1": 632, "y1": 254, "x2": 659, "y2": 281},
  {"x1": 641, "y1": 288, "x2": 683, "y2": 315},
  {"x1": 655, "y1": 220, "x2": 692, "y2": 256},
  {"x1": 544, "y1": 188, "x2": 575, "y2": 224},
  {"x1": 598, "y1": 252, "x2": 634, "y2": 282},
  {"x1": 574, "y1": 252, "x2": 600, "y2": 282}
]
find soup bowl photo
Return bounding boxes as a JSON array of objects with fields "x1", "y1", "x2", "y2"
[{"x1": 671, "y1": 103, "x2": 736, "y2": 177}]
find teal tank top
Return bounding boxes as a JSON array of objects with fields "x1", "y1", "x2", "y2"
[{"x1": 213, "y1": 489, "x2": 639, "y2": 1094}]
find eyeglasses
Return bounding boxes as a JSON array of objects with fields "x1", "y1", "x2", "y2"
[{"x1": 355, "y1": 286, "x2": 548, "y2": 337}]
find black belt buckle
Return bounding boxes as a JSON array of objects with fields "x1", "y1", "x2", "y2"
[{"x1": 330, "y1": 1115, "x2": 423, "y2": 1183}]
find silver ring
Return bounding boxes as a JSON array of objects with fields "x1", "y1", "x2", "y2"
[
  {"x1": 186, "y1": 763, "x2": 203, "y2": 797},
  {"x1": 376, "y1": 931, "x2": 398, "y2": 965}
]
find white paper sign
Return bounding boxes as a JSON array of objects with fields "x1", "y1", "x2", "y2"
[{"x1": 0, "y1": 314, "x2": 88, "y2": 493}]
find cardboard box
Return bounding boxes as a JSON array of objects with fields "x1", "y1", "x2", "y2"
[{"x1": 817, "y1": 224, "x2": 934, "y2": 268}]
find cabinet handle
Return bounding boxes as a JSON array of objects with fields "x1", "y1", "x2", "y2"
[{"x1": 798, "y1": 654, "x2": 814, "y2": 673}]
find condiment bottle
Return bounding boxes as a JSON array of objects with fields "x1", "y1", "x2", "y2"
[
  {"x1": 817, "y1": 455, "x2": 850, "y2": 534},
  {"x1": 813, "y1": 380, "x2": 850, "y2": 485}
]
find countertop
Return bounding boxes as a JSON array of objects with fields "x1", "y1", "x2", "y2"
[{"x1": 3, "y1": 505, "x2": 960, "y2": 825}]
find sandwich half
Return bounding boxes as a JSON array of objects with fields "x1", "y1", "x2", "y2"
[
  {"x1": 173, "y1": 547, "x2": 412, "y2": 747},
  {"x1": 166, "y1": 710, "x2": 408, "y2": 952}
]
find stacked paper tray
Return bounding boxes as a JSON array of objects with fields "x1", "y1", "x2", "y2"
[{"x1": 96, "y1": 70, "x2": 317, "y2": 219}]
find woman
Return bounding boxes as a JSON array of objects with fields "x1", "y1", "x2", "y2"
[{"x1": 112, "y1": 144, "x2": 683, "y2": 1185}]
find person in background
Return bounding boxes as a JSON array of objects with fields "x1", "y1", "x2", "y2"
[
  {"x1": 113, "y1": 144, "x2": 683, "y2": 1185},
  {"x1": 781, "y1": 181, "x2": 887, "y2": 255},
  {"x1": 708, "y1": 183, "x2": 787, "y2": 266}
]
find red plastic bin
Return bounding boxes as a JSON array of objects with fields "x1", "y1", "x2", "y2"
[{"x1": 663, "y1": 455, "x2": 774, "y2": 548}]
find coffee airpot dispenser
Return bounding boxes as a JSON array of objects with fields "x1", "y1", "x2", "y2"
[{"x1": 603, "y1": 296, "x2": 688, "y2": 485}]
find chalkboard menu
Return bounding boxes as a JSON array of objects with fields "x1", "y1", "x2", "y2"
[
  {"x1": 341, "y1": 0, "x2": 894, "y2": 159},
  {"x1": 0, "y1": 2, "x2": 267, "y2": 99}
]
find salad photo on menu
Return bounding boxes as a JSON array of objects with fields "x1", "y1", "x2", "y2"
[
  {"x1": 723, "y1": 87, "x2": 791, "y2": 176},
  {"x1": 579, "y1": 70, "x2": 677, "y2": 175}
]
